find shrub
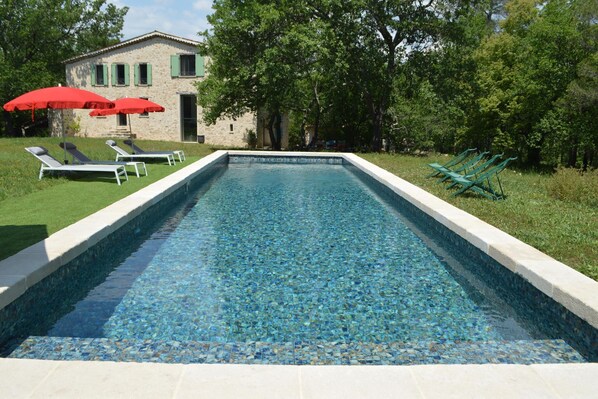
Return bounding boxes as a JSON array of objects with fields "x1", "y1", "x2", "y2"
[
  {"x1": 245, "y1": 129, "x2": 257, "y2": 149},
  {"x1": 547, "y1": 167, "x2": 598, "y2": 207}
]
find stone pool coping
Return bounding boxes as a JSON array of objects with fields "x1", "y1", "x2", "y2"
[
  {"x1": 2, "y1": 358, "x2": 598, "y2": 398},
  {"x1": 0, "y1": 150, "x2": 597, "y2": 397}
]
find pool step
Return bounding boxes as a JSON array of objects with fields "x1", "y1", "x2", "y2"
[{"x1": 4, "y1": 336, "x2": 587, "y2": 365}]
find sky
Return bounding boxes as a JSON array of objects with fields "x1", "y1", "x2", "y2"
[{"x1": 109, "y1": 0, "x2": 213, "y2": 41}]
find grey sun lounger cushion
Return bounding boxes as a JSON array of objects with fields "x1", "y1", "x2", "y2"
[
  {"x1": 59, "y1": 142, "x2": 147, "y2": 177},
  {"x1": 123, "y1": 139, "x2": 185, "y2": 162},
  {"x1": 25, "y1": 146, "x2": 128, "y2": 185},
  {"x1": 106, "y1": 140, "x2": 175, "y2": 165}
]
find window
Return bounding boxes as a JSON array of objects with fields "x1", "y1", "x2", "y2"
[
  {"x1": 230, "y1": 124, "x2": 234, "y2": 133},
  {"x1": 139, "y1": 97, "x2": 149, "y2": 117},
  {"x1": 91, "y1": 64, "x2": 108, "y2": 86},
  {"x1": 134, "y1": 63, "x2": 152, "y2": 86},
  {"x1": 180, "y1": 55, "x2": 195, "y2": 76},
  {"x1": 170, "y1": 54, "x2": 204, "y2": 78},
  {"x1": 116, "y1": 64, "x2": 126, "y2": 85},
  {"x1": 117, "y1": 113, "x2": 128, "y2": 127},
  {"x1": 111, "y1": 63, "x2": 130, "y2": 86},
  {"x1": 139, "y1": 64, "x2": 148, "y2": 84}
]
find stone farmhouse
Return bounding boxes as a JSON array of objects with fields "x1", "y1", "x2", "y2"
[{"x1": 64, "y1": 31, "x2": 271, "y2": 147}]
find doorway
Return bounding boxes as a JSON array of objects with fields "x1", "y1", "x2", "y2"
[{"x1": 180, "y1": 94, "x2": 197, "y2": 142}]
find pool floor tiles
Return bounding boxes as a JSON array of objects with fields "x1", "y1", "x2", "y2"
[{"x1": 5, "y1": 336, "x2": 586, "y2": 365}]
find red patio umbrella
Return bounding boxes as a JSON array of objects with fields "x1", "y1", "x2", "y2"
[
  {"x1": 3, "y1": 86, "x2": 114, "y2": 113},
  {"x1": 89, "y1": 97, "x2": 165, "y2": 116},
  {"x1": 3, "y1": 85, "x2": 114, "y2": 162},
  {"x1": 89, "y1": 97, "x2": 165, "y2": 138}
]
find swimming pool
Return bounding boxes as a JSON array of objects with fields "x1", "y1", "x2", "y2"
[{"x1": 0, "y1": 152, "x2": 596, "y2": 365}]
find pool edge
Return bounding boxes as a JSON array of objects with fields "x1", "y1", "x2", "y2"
[
  {"x1": 1, "y1": 357, "x2": 597, "y2": 398},
  {"x1": 1, "y1": 149, "x2": 597, "y2": 329},
  {"x1": 0, "y1": 150, "x2": 597, "y2": 397}
]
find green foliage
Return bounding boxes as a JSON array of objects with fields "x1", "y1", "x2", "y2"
[
  {"x1": 388, "y1": 80, "x2": 456, "y2": 153},
  {"x1": 245, "y1": 129, "x2": 257, "y2": 149},
  {"x1": 547, "y1": 167, "x2": 598, "y2": 207},
  {"x1": 199, "y1": 0, "x2": 459, "y2": 151},
  {"x1": 469, "y1": 0, "x2": 595, "y2": 165},
  {"x1": 0, "y1": 0, "x2": 128, "y2": 136}
]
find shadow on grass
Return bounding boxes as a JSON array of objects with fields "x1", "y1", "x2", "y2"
[{"x1": 0, "y1": 225, "x2": 48, "y2": 261}]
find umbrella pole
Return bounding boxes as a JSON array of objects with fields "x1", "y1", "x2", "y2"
[
  {"x1": 61, "y1": 109, "x2": 68, "y2": 164},
  {"x1": 128, "y1": 114, "x2": 132, "y2": 138}
]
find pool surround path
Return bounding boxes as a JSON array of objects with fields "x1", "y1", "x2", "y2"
[{"x1": 0, "y1": 150, "x2": 597, "y2": 397}]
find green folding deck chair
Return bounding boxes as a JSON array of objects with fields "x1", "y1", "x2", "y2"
[
  {"x1": 443, "y1": 153, "x2": 503, "y2": 187},
  {"x1": 436, "y1": 151, "x2": 491, "y2": 183},
  {"x1": 450, "y1": 157, "x2": 517, "y2": 200},
  {"x1": 427, "y1": 148, "x2": 477, "y2": 177}
]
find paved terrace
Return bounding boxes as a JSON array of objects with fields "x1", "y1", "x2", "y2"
[
  {"x1": 1, "y1": 151, "x2": 597, "y2": 398},
  {"x1": 2, "y1": 359, "x2": 598, "y2": 398}
]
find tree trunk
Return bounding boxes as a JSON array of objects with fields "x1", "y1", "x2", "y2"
[
  {"x1": 527, "y1": 146, "x2": 542, "y2": 167},
  {"x1": 567, "y1": 143, "x2": 578, "y2": 167},
  {"x1": 582, "y1": 148, "x2": 593, "y2": 171},
  {"x1": 308, "y1": 107, "x2": 321, "y2": 149},
  {"x1": 2, "y1": 111, "x2": 18, "y2": 137},
  {"x1": 371, "y1": 109, "x2": 384, "y2": 152},
  {"x1": 267, "y1": 110, "x2": 282, "y2": 151}
]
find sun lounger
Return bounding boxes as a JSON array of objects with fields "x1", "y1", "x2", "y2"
[
  {"x1": 436, "y1": 151, "x2": 491, "y2": 183},
  {"x1": 59, "y1": 142, "x2": 147, "y2": 177},
  {"x1": 123, "y1": 139, "x2": 185, "y2": 162},
  {"x1": 450, "y1": 157, "x2": 517, "y2": 200},
  {"x1": 25, "y1": 146, "x2": 128, "y2": 185},
  {"x1": 427, "y1": 148, "x2": 476, "y2": 177},
  {"x1": 443, "y1": 153, "x2": 503, "y2": 188},
  {"x1": 106, "y1": 140, "x2": 175, "y2": 166}
]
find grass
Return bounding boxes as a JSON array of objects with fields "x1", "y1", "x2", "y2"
[
  {"x1": 0, "y1": 138, "x2": 596, "y2": 282},
  {"x1": 0, "y1": 137, "x2": 214, "y2": 259},
  {"x1": 361, "y1": 153, "x2": 598, "y2": 281}
]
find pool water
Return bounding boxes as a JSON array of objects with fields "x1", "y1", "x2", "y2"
[{"x1": 2, "y1": 162, "x2": 594, "y2": 364}]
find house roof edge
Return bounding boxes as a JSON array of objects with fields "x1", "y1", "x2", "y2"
[{"x1": 64, "y1": 31, "x2": 201, "y2": 64}]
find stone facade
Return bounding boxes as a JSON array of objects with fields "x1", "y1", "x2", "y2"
[{"x1": 64, "y1": 31, "x2": 256, "y2": 147}]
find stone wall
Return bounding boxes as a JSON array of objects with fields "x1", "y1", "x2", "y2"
[{"x1": 65, "y1": 36, "x2": 256, "y2": 147}]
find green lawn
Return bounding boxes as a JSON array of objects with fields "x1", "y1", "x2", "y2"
[
  {"x1": 0, "y1": 138, "x2": 596, "y2": 281},
  {"x1": 0, "y1": 137, "x2": 214, "y2": 259}
]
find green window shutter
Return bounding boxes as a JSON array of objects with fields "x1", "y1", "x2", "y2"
[
  {"x1": 124, "y1": 64, "x2": 130, "y2": 86},
  {"x1": 170, "y1": 55, "x2": 180, "y2": 77},
  {"x1": 196, "y1": 54, "x2": 204, "y2": 77},
  {"x1": 111, "y1": 64, "x2": 117, "y2": 86},
  {"x1": 147, "y1": 64, "x2": 152, "y2": 86},
  {"x1": 102, "y1": 64, "x2": 108, "y2": 87},
  {"x1": 134, "y1": 63, "x2": 139, "y2": 86},
  {"x1": 91, "y1": 64, "x2": 96, "y2": 86}
]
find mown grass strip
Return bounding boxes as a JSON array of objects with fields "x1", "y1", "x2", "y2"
[{"x1": 0, "y1": 137, "x2": 214, "y2": 260}]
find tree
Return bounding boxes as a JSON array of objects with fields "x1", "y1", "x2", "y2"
[
  {"x1": 199, "y1": 0, "x2": 468, "y2": 151},
  {"x1": 311, "y1": 0, "x2": 456, "y2": 151},
  {"x1": 198, "y1": 1, "x2": 297, "y2": 150},
  {"x1": 0, "y1": 0, "x2": 128, "y2": 136},
  {"x1": 472, "y1": 0, "x2": 592, "y2": 165}
]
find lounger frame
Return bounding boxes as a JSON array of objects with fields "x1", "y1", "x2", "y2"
[
  {"x1": 25, "y1": 146, "x2": 128, "y2": 185},
  {"x1": 106, "y1": 140, "x2": 175, "y2": 166}
]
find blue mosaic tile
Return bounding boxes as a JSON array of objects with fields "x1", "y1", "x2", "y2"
[
  {"x1": 7, "y1": 336, "x2": 586, "y2": 365},
  {"x1": 1, "y1": 158, "x2": 597, "y2": 365}
]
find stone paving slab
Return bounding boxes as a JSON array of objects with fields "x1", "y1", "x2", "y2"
[{"x1": 1, "y1": 359, "x2": 597, "y2": 398}]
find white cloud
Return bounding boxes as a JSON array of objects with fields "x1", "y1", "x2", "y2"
[
  {"x1": 108, "y1": 0, "x2": 211, "y2": 40},
  {"x1": 193, "y1": 0, "x2": 213, "y2": 12}
]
